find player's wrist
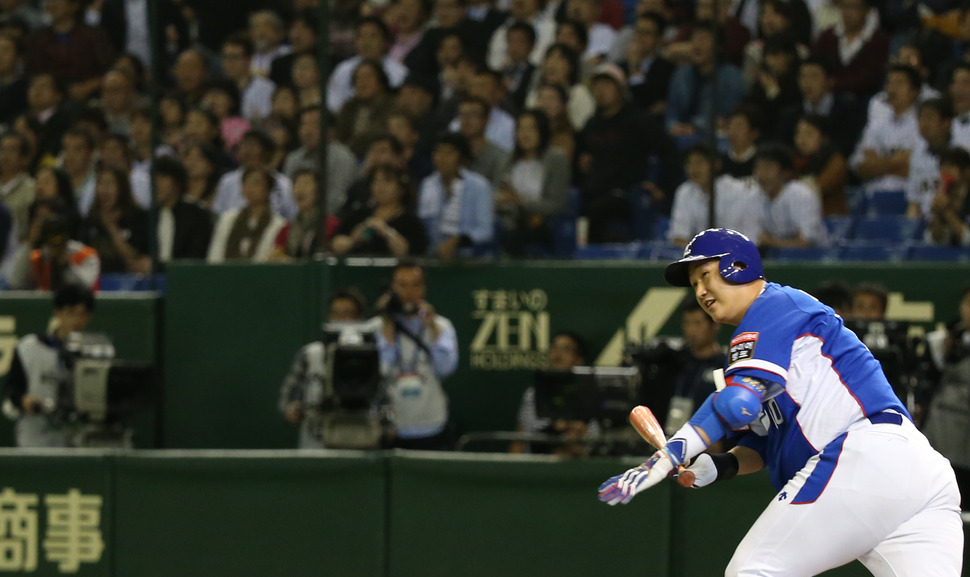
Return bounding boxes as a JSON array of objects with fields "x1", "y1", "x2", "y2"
[{"x1": 708, "y1": 452, "x2": 739, "y2": 484}]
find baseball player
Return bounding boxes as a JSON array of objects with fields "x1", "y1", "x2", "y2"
[{"x1": 598, "y1": 228, "x2": 963, "y2": 576}]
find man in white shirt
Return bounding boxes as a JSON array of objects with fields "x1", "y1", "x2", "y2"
[
  {"x1": 211, "y1": 130, "x2": 296, "y2": 219},
  {"x1": 850, "y1": 65, "x2": 923, "y2": 194},
  {"x1": 907, "y1": 98, "x2": 955, "y2": 220},
  {"x1": 249, "y1": 10, "x2": 291, "y2": 78},
  {"x1": 565, "y1": 0, "x2": 618, "y2": 61},
  {"x1": 754, "y1": 143, "x2": 826, "y2": 248},
  {"x1": 948, "y1": 63, "x2": 970, "y2": 151},
  {"x1": 327, "y1": 17, "x2": 409, "y2": 114},
  {"x1": 487, "y1": 0, "x2": 556, "y2": 69},
  {"x1": 448, "y1": 68, "x2": 516, "y2": 152},
  {"x1": 221, "y1": 32, "x2": 276, "y2": 121}
]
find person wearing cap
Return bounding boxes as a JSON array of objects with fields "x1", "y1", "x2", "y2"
[
  {"x1": 597, "y1": 227, "x2": 962, "y2": 577},
  {"x1": 577, "y1": 62, "x2": 674, "y2": 242},
  {"x1": 7, "y1": 214, "x2": 99, "y2": 291}
]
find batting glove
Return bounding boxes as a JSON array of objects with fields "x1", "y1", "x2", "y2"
[{"x1": 597, "y1": 445, "x2": 683, "y2": 505}]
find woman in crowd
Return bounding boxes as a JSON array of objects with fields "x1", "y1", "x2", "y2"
[
  {"x1": 496, "y1": 109, "x2": 570, "y2": 255},
  {"x1": 793, "y1": 113, "x2": 848, "y2": 216},
  {"x1": 534, "y1": 83, "x2": 577, "y2": 163},
  {"x1": 80, "y1": 166, "x2": 150, "y2": 274},
  {"x1": 273, "y1": 170, "x2": 337, "y2": 260},
  {"x1": 524, "y1": 43, "x2": 595, "y2": 133},
  {"x1": 34, "y1": 167, "x2": 80, "y2": 236},
  {"x1": 201, "y1": 78, "x2": 251, "y2": 152},
  {"x1": 291, "y1": 52, "x2": 322, "y2": 109},
  {"x1": 335, "y1": 59, "x2": 396, "y2": 158},
  {"x1": 332, "y1": 163, "x2": 428, "y2": 257},
  {"x1": 270, "y1": 85, "x2": 299, "y2": 125},
  {"x1": 207, "y1": 167, "x2": 287, "y2": 262},
  {"x1": 182, "y1": 142, "x2": 223, "y2": 209}
]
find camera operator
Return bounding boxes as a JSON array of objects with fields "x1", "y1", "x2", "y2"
[
  {"x1": 663, "y1": 298, "x2": 725, "y2": 435},
  {"x1": 374, "y1": 259, "x2": 458, "y2": 450},
  {"x1": 2, "y1": 284, "x2": 94, "y2": 447},
  {"x1": 278, "y1": 288, "x2": 369, "y2": 448}
]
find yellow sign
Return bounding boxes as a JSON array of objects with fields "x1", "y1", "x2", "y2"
[{"x1": 470, "y1": 289, "x2": 550, "y2": 370}]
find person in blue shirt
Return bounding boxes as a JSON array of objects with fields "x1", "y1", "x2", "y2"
[{"x1": 598, "y1": 228, "x2": 962, "y2": 577}]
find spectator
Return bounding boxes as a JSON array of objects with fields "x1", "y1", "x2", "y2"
[
  {"x1": 273, "y1": 170, "x2": 336, "y2": 260},
  {"x1": 99, "y1": 0, "x2": 187, "y2": 70},
  {"x1": 158, "y1": 93, "x2": 186, "y2": 148},
  {"x1": 32, "y1": 167, "x2": 79, "y2": 235},
  {"x1": 925, "y1": 147, "x2": 970, "y2": 246},
  {"x1": 7, "y1": 213, "x2": 99, "y2": 290},
  {"x1": 270, "y1": 85, "x2": 299, "y2": 125},
  {"x1": 0, "y1": 33, "x2": 27, "y2": 126},
  {"x1": 811, "y1": 0, "x2": 889, "y2": 98},
  {"x1": 499, "y1": 22, "x2": 539, "y2": 113},
  {"x1": 617, "y1": 12, "x2": 674, "y2": 115},
  {"x1": 0, "y1": 131, "x2": 35, "y2": 240},
  {"x1": 269, "y1": 9, "x2": 318, "y2": 88},
  {"x1": 339, "y1": 134, "x2": 408, "y2": 220},
  {"x1": 488, "y1": 0, "x2": 555, "y2": 70},
  {"x1": 553, "y1": 20, "x2": 591, "y2": 77},
  {"x1": 417, "y1": 132, "x2": 494, "y2": 259},
  {"x1": 754, "y1": 143, "x2": 826, "y2": 248},
  {"x1": 335, "y1": 59, "x2": 397, "y2": 158},
  {"x1": 172, "y1": 48, "x2": 210, "y2": 107},
  {"x1": 776, "y1": 56, "x2": 865, "y2": 156},
  {"x1": 291, "y1": 52, "x2": 322, "y2": 110},
  {"x1": 327, "y1": 17, "x2": 409, "y2": 114},
  {"x1": 27, "y1": 0, "x2": 115, "y2": 102},
  {"x1": 524, "y1": 43, "x2": 595, "y2": 132},
  {"x1": 467, "y1": 0, "x2": 506, "y2": 38},
  {"x1": 744, "y1": 34, "x2": 802, "y2": 125},
  {"x1": 61, "y1": 129, "x2": 97, "y2": 217},
  {"x1": 263, "y1": 113, "x2": 297, "y2": 172},
  {"x1": 101, "y1": 69, "x2": 137, "y2": 137},
  {"x1": 0, "y1": 0, "x2": 44, "y2": 31},
  {"x1": 151, "y1": 155, "x2": 212, "y2": 264},
  {"x1": 740, "y1": 0, "x2": 808, "y2": 81},
  {"x1": 406, "y1": 0, "x2": 488, "y2": 78},
  {"x1": 181, "y1": 142, "x2": 223, "y2": 209},
  {"x1": 812, "y1": 279, "x2": 854, "y2": 318},
  {"x1": 387, "y1": 110, "x2": 434, "y2": 183},
  {"x1": 496, "y1": 108, "x2": 570, "y2": 255},
  {"x1": 2, "y1": 284, "x2": 94, "y2": 447},
  {"x1": 396, "y1": 74, "x2": 445, "y2": 155},
  {"x1": 451, "y1": 68, "x2": 517, "y2": 153},
  {"x1": 850, "y1": 65, "x2": 922, "y2": 195},
  {"x1": 665, "y1": 21, "x2": 746, "y2": 136},
  {"x1": 866, "y1": 42, "x2": 941, "y2": 128},
  {"x1": 283, "y1": 106, "x2": 357, "y2": 217},
  {"x1": 333, "y1": 163, "x2": 429, "y2": 257},
  {"x1": 668, "y1": 142, "x2": 761, "y2": 246},
  {"x1": 248, "y1": 10, "x2": 291, "y2": 79},
  {"x1": 388, "y1": 0, "x2": 430, "y2": 66},
  {"x1": 564, "y1": 0, "x2": 616, "y2": 63},
  {"x1": 207, "y1": 166, "x2": 287, "y2": 263},
  {"x1": 792, "y1": 113, "x2": 849, "y2": 217},
  {"x1": 660, "y1": 0, "x2": 750, "y2": 68},
  {"x1": 459, "y1": 96, "x2": 511, "y2": 187},
  {"x1": 221, "y1": 32, "x2": 276, "y2": 122},
  {"x1": 949, "y1": 63, "x2": 970, "y2": 150},
  {"x1": 212, "y1": 129, "x2": 296, "y2": 220},
  {"x1": 278, "y1": 287, "x2": 370, "y2": 449},
  {"x1": 907, "y1": 98, "x2": 956, "y2": 220},
  {"x1": 851, "y1": 282, "x2": 888, "y2": 320},
  {"x1": 722, "y1": 105, "x2": 762, "y2": 181},
  {"x1": 79, "y1": 166, "x2": 149, "y2": 274},
  {"x1": 534, "y1": 83, "x2": 576, "y2": 161},
  {"x1": 27, "y1": 73, "x2": 72, "y2": 159},
  {"x1": 201, "y1": 79, "x2": 251, "y2": 152},
  {"x1": 663, "y1": 298, "x2": 725, "y2": 435}
]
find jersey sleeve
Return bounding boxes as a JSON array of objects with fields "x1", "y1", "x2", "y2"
[{"x1": 725, "y1": 290, "x2": 807, "y2": 387}]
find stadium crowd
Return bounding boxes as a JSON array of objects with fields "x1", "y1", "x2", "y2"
[{"x1": 0, "y1": 0, "x2": 968, "y2": 289}]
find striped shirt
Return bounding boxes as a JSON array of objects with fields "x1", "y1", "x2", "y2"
[
  {"x1": 668, "y1": 175, "x2": 762, "y2": 243},
  {"x1": 850, "y1": 105, "x2": 922, "y2": 194},
  {"x1": 759, "y1": 180, "x2": 827, "y2": 245}
]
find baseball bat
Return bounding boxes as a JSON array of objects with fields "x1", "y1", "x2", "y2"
[{"x1": 629, "y1": 405, "x2": 695, "y2": 488}]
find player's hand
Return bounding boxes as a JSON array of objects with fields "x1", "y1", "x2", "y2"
[
  {"x1": 597, "y1": 446, "x2": 681, "y2": 505},
  {"x1": 676, "y1": 453, "x2": 717, "y2": 488}
]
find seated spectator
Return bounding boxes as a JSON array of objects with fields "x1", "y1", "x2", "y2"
[
  {"x1": 388, "y1": 0, "x2": 430, "y2": 67},
  {"x1": 99, "y1": 0, "x2": 187, "y2": 71},
  {"x1": 221, "y1": 32, "x2": 276, "y2": 122},
  {"x1": 722, "y1": 105, "x2": 762, "y2": 181},
  {"x1": 617, "y1": 12, "x2": 674, "y2": 115},
  {"x1": 487, "y1": 0, "x2": 555, "y2": 70},
  {"x1": 496, "y1": 108, "x2": 570, "y2": 255},
  {"x1": 925, "y1": 147, "x2": 970, "y2": 247},
  {"x1": 451, "y1": 68, "x2": 517, "y2": 153},
  {"x1": 665, "y1": 21, "x2": 746, "y2": 136},
  {"x1": 524, "y1": 43, "x2": 596, "y2": 133},
  {"x1": 274, "y1": 170, "x2": 336, "y2": 260},
  {"x1": 27, "y1": 73, "x2": 73, "y2": 160},
  {"x1": 333, "y1": 163, "x2": 429, "y2": 257},
  {"x1": 183, "y1": 106, "x2": 231, "y2": 163},
  {"x1": 335, "y1": 59, "x2": 397, "y2": 158},
  {"x1": 404, "y1": 0, "x2": 487, "y2": 79},
  {"x1": 417, "y1": 132, "x2": 494, "y2": 259},
  {"x1": 908, "y1": 98, "x2": 955, "y2": 219},
  {"x1": 565, "y1": 0, "x2": 617, "y2": 63},
  {"x1": 212, "y1": 129, "x2": 296, "y2": 220},
  {"x1": 151, "y1": 156, "x2": 212, "y2": 264},
  {"x1": 661, "y1": 0, "x2": 749, "y2": 68},
  {"x1": 793, "y1": 113, "x2": 848, "y2": 216},
  {"x1": 866, "y1": 43, "x2": 940, "y2": 128},
  {"x1": 101, "y1": 69, "x2": 137, "y2": 138},
  {"x1": 499, "y1": 22, "x2": 539, "y2": 114},
  {"x1": 283, "y1": 106, "x2": 357, "y2": 217},
  {"x1": 387, "y1": 110, "x2": 434, "y2": 183},
  {"x1": 459, "y1": 96, "x2": 511, "y2": 187},
  {"x1": 263, "y1": 114, "x2": 297, "y2": 173},
  {"x1": 668, "y1": 142, "x2": 761, "y2": 246},
  {"x1": 534, "y1": 83, "x2": 577, "y2": 162},
  {"x1": 0, "y1": 33, "x2": 27, "y2": 126},
  {"x1": 33, "y1": 167, "x2": 79, "y2": 235},
  {"x1": 811, "y1": 0, "x2": 889, "y2": 98},
  {"x1": 0, "y1": 131, "x2": 36, "y2": 240},
  {"x1": 338, "y1": 134, "x2": 408, "y2": 220},
  {"x1": 754, "y1": 143, "x2": 826, "y2": 248},
  {"x1": 181, "y1": 142, "x2": 223, "y2": 210},
  {"x1": 553, "y1": 20, "x2": 592, "y2": 79},
  {"x1": 270, "y1": 85, "x2": 298, "y2": 126},
  {"x1": 7, "y1": 213, "x2": 99, "y2": 290},
  {"x1": 950, "y1": 64, "x2": 970, "y2": 150},
  {"x1": 79, "y1": 166, "x2": 149, "y2": 274},
  {"x1": 157, "y1": 94, "x2": 186, "y2": 151},
  {"x1": 851, "y1": 282, "x2": 888, "y2": 320},
  {"x1": 744, "y1": 34, "x2": 802, "y2": 125},
  {"x1": 172, "y1": 48, "x2": 210, "y2": 107},
  {"x1": 850, "y1": 65, "x2": 923, "y2": 195},
  {"x1": 327, "y1": 17, "x2": 409, "y2": 114},
  {"x1": 207, "y1": 167, "x2": 288, "y2": 263},
  {"x1": 201, "y1": 79, "x2": 251, "y2": 152},
  {"x1": 61, "y1": 130, "x2": 98, "y2": 218},
  {"x1": 248, "y1": 10, "x2": 291, "y2": 79},
  {"x1": 269, "y1": 9, "x2": 318, "y2": 88},
  {"x1": 291, "y1": 52, "x2": 322, "y2": 110},
  {"x1": 396, "y1": 74, "x2": 446, "y2": 156}
]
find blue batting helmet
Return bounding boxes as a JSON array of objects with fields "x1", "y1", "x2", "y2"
[{"x1": 664, "y1": 228, "x2": 765, "y2": 287}]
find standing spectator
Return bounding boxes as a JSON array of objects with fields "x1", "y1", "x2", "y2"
[
  {"x1": 811, "y1": 0, "x2": 889, "y2": 98},
  {"x1": 332, "y1": 163, "x2": 429, "y2": 257},
  {"x1": 283, "y1": 106, "x2": 357, "y2": 217},
  {"x1": 0, "y1": 33, "x2": 27, "y2": 126},
  {"x1": 61, "y1": 130, "x2": 97, "y2": 217},
  {"x1": 564, "y1": 0, "x2": 616, "y2": 63},
  {"x1": 79, "y1": 166, "x2": 149, "y2": 274},
  {"x1": 907, "y1": 98, "x2": 956, "y2": 220},
  {"x1": 0, "y1": 131, "x2": 35, "y2": 240},
  {"x1": 7, "y1": 214, "x2": 100, "y2": 290},
  {"x1": 375, "y1": 260, "x2": 459, "y2": 449},
  {"x1": 459, "y1": 96, "x2": 511, "y2": 187},
  {"x1": 488, "y1": 0, "x2": 556, "y2": 70},
  {"x1": 248, "y1": 10, "x2": 291, "y2": 79},
  {"x1": 417, "y1": 132, "x2": 494, "y2": 259},
  {"x1": 754, "y1": 143, "x2": 826, "y2": 248},
  {"x1": 335, "y1": 60, "x2": 397, "y2": 158},
  {"x1": 26, "y1": 0, "x2": 115, "y2": 102},
  {"x1": 496, "y1": 108, "x2": 570, "y2": 255},
  {"x1": 269, "y1": 9, "x2": 318, "y2": 88},
  {"x1": 925, "y1": 148, "x2": 970, "y2": 247},
  {"x1": 722, "y1": 105, "x2": 761, "y2": 181},
  {"x1": 212, "y1": 129, "x2": 296, "y2": 220},
  {"x1": 524, "y1": 43, "x2": 596, "y2": 131},
  {"x1": 327, "y1": 17, "x2": 409, "y2": 115},
  {"x1": 221, "y1": 32, "x2": 276, "y2": 122},
  {"x1": 793, "y1": 114, "x2": 849, "y2": 217},
  {"x1": 665, "y1": 21, "x2": 746, "y2": 137},
  {"x1": 172, "y1": 48, "x2": 210, "y2": 106},
  {"x1": 499, "y1": 22, "x2": 539, "y2": 113},
  {"x1": 850, "y1": 65, "x2": 922, "y2": 195},
  {"x1": 151, "y1": 156, "x2": 212, "y2": 264},
  {"x1": 207, "y1": 167, "x2": 287, "y2": 262},
  {"x1": 618, "y1": 12, "x2": 674, "y2": 115},
  {"x1": 668, "y1": 143, "x2": 761, "y2": 246}
]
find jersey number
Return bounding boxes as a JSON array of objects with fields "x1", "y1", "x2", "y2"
[{"x1": 764, "y1": 398, "x2": 784, "y2": 428}]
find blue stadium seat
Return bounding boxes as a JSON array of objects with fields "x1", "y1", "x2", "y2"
[
  {"x1": 838, "y1": 242, "x2": 909, "y2": 261},
  {"x1": 846, "y1": 186, "x2": 867, "y2": 215},
  {"x1": 766, "y1": 246, "x2": 841, "y2": 261},
  {"x1": 823, "y1": 216, "x2": 855, "y2": 241},
  {"x1": 574, "y1": 243, "x2": 641, "y2": 260},
  {"x1": 638, "y1": 241, "x2": 683, "y2": 261},
  {"x1": 865, "y1": 190, "x2": 907, "y2": 216},
  {"x1": 908, "y1": 243, "x2": 970, "y2": 262},
  {"x1": 853, "y1": 216, "x2": 923, "y2": 242},
  {"x1": 99, "y1": 274, "x2": 166, "y2": 292}
]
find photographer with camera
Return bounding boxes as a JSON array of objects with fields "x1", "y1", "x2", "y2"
[
  {"x1": 2, "y1": 284, "x2": 94, "y2": 447},
  {"x1": 278, "y1": 288, "x2": 371, "y2": 449},
  {"x1": 374, "y1": 260, "x2": 458, "y2": 450}
]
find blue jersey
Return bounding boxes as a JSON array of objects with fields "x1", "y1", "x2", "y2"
[{"x1": 725, "y1": 283, "x2": 909, "y2": 491}]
